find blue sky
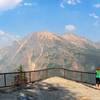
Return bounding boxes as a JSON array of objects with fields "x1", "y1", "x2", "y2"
[{"x1": 0, "y1": 0, "x2": 100, "y2": 42}]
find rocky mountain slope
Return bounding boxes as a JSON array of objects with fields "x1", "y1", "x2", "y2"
[
  {"x1": 0, "y1": 31, "x2": 100, "y2": 72},
  {"x1": 63, "y1": 33, "x2": 97, "y2": 49}
]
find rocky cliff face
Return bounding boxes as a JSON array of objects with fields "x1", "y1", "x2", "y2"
[{"x1": 0, "y1": 31, "x2": 100, "y2": 72}]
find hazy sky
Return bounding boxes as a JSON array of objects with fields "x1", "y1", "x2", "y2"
[{"x1": 0, "y1": 0, "x2": 100, "y2": 42}]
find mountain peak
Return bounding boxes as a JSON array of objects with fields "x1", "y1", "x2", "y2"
[{"x1": 31, "y1": 31, "x2": 61, "y2": 40}]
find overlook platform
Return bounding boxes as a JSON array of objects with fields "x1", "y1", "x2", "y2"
[{"x1": 0, "y1": 77, "x2": 100, "y2": 100}]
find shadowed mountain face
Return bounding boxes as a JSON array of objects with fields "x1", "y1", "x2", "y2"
[{"x1": 0, "y1": 31, "x2": 100, "y2": 72}]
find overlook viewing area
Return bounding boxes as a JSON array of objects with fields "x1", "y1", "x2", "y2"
[{"x1": 0, "y1": 68, "x2": 100, "y2": 100}]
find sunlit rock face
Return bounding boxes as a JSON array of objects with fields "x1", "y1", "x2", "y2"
[
  {"x1": 0, "y1": 31, "x2": 100, "y2": 72},
  {"x1": 63, "y1": 33, "x2": 97, "y2": 49}
]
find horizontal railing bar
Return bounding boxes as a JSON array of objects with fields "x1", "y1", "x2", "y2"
[{"x1": 0, "y1": 68, "x2": 96, "y2": 74}]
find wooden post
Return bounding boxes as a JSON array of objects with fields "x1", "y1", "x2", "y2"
[
  {"x1": 64, "y1": 69, "x2": 65, "y2": 78},
  {"x1": 81, "y1": 72, "x2": 83, "y2": 82},
  {"x1": 4, "y1": 73, "x2": 7, "y2": 87},
  {"x1": 29, "y1": 72, "x2": 31, "y2": 83}
]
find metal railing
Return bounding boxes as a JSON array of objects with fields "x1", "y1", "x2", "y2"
[{"x1": 0, "y1": 68, "x2": 96, "y2": 88}]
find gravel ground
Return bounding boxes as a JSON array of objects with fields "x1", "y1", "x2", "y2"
[{"x1": 0, "y1": 91, "x2": 18, "y2": 100}]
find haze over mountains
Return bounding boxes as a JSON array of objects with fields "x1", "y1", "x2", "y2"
[{"x1": 0, "y1": 31, "x2": 100, "y2": 73}]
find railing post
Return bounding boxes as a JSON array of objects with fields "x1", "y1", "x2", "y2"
[
  {"x1": 4, "y1": 73, "x2": 7, "y2": 87},
  {"x1": 80, "y1": 72, "x2": 83, "y2": 82},
  {"x1": 64, "y1": 69, "x2": 65, "y2": 78},
  {"x1": 23, "y1": 72, "x2": 25, "y2": 82},
  {"x1": 29, "y1": 72, "x2": 31, "y2": 83},
  {"x1": 46, "y1": 69, "x2": 48, "y2": 78}
]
